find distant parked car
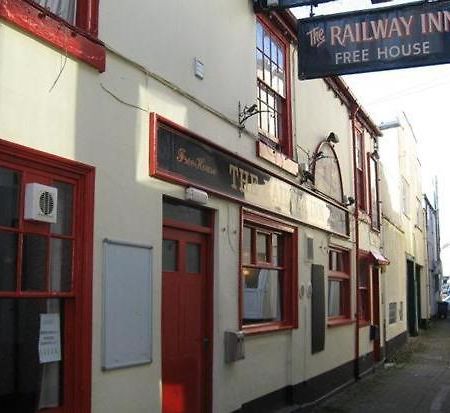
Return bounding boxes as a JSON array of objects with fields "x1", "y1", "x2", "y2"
[{"x1": 438, "y1": 297, "x2": 450, "y2": 318}]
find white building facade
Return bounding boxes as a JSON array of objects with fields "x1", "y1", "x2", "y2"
[{"x1": 0, "y1": 1, "x2": 408, "y2": 413}]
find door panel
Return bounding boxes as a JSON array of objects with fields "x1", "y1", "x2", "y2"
[{"x1": 162, "y1": 227, "x2": 208, "y2": 413}]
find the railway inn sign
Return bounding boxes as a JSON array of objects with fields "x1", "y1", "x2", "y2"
[{"x1": 298, "y1": 1, "x2": 450, "y2": 79}]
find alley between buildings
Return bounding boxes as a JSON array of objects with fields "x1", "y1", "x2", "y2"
[{"x1": 305, "y1": 318, "x2": 450, "y2": 413}]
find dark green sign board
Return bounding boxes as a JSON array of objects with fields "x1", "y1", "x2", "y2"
[{"x1": 298, "y1": 0, "x2": 450, "y2": 79}]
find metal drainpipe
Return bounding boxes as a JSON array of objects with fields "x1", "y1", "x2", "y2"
[{"x1": 351, "y1": 105, "x2": 361, "y2": 381}]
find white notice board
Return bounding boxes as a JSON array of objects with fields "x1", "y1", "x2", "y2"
[{"x1": 102, "y1": 239, "x2": 153, "y2": 370}]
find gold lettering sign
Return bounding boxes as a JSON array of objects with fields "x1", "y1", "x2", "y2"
[
  {"x1": 176, "y1": 148, "x2": 217, "y2": 176},
  {"x1": 229, "y1": 164, "x2": 259, "y2": 194}
]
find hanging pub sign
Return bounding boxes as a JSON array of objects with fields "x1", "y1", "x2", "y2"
[{"x1": 298, "y1": 0, "x2": 450, "y2": 79}]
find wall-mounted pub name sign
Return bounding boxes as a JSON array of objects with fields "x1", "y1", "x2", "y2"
[
  {"x1": 298, "y1": 0, "x2": 450, "y2": 79},
  {"x1": 150, "y1": 115, "x2": 348, "y2": 236}
]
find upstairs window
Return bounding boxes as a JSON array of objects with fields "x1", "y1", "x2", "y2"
[
  {"x1": 256, "y1": 18, "x2": 291, "y2": 156},
  {"x1": 368, "y1": 154, "x2": 380, "y2": 230},
  {"x1": 32, "y1": 0, "x2": 76, "y2": 24},
  {"x1": 355, "y1": 129, "x2": 366, "y2": 211},
  {"x1": 0, "y1": 0, "x2": 104, "y2": 71}
]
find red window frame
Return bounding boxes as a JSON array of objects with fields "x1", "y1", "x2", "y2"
[
  {"x1": 256, "y1": 15, "x2": 292, "y2": 158},
  {"x1": 327, "y1": 247, "x2": 351, "y2": 326},
  {"x1": 368, "y1": 153, "x2": 380, "y2": 230},
  {"x1": 0, "y1": 139, "x2": 95, "y2": 412},
  {"x1": 358, "y1": 255, "x2": 371, "y2": 325},
  {"x1": 355, "y1": 128, "x2": 367, "y2": 211},
  {"x1": 0, "y1": 0, "x2": 105, "y2": 71},
  {"x1": 239, "y1": 208, "x2": 297, "y2": 334}
]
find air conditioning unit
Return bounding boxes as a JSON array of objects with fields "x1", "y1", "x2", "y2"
[{"x1": 24, "y1": 183, "x2": 58, "y2": 223}]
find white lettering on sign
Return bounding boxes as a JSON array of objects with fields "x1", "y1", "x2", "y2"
[
  {"x1": 335, "y1": 49, "x2": 369, "y2": 64},
  {"x1": 330, "y1": 16, "x2": 415, "y2": 47},
  {"x1": 333, "y1": 42, "x2": 430, "y2": 65},
  {"x1": 377, "y1": 41, "x2": 430, "y2": 60}
]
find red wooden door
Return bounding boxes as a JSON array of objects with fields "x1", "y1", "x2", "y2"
[{"x1": 162, "y1": 226, "x2": 209, "y2": 413}]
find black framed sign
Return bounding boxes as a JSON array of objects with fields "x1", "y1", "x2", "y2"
[
  {"x1": 298, "y1": 0, "x2": 450, "y2": 79},
  {"x1": 150, "y1": 114, "x2": 349, "y2": 237}
]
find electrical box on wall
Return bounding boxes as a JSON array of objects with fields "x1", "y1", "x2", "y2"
[
  {"x1": 224, "y1": 331, "x2": 245, "y2": 363},
  {"x1": 24, "y1": 183, "x2": 58, "y2": 223}
]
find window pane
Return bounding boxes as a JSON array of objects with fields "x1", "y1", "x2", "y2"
[
  {"x1": 271, "y1": 40, "x2": 278, "y2": 62},
  {"x1": 272, "y1": 234, "x2": 283, "y2": 266},
  {"x1": 50, "y1": 239, "x2": 73, "y2": 292},
  {"x1": 260, "y1": 102, "x2": 269, "y2": 133},
  {"x1": 0, "y1": 167, "x2": 20, "y2": 228},
  {"x1": 264, "y1": 56, "x2": 271, "y2": 84},
  {"x1": 33, "y1": 0, "x2": 76, "y2": 24},
  {"x1": 22, "y1": 235, "x2": 48, "y2": 291},
  {"x1": 278, "y1": 48, "x2": 284, "y2": 69},
  {"x1": 242, "y1": 227, "x2": 251, "y2": 265},
  {"x1": 268, "y1": 112, "x2": 276, "y2": 137},
  {"x1": 163, "y1": 199, "x2": 209, "y2": 227},
  {"x1": 162, "y1": 240, "x2": 178, "y2": 272},
  {"x1": 328, "y1": 280, "x2": 341, "y2": 317},
  {"x1": 0, "y1": 298, "x2": 64, "y2": 412},
  {"x1": 242, "y1": 268, "x2": 281, "y2": 324},
  {"x1": 256, "y1": 50, "x2": 263, "y2": 80},
  {"x1": 264, "y1": 31, "x2": 271, "y2": 55},
  {"x1": 0, "y1": 231, "x2": 18, "y2": 291},
  {"x1": 51, "y1": 181, "x2": 73, "y2": 236},
  {"x1": 256, "y1": 232, "x2": 269, "y2": 262},
  {"x1": 186, "y1": 243, "x2": 200, "y2": 273},
  {"x1": 256, "y1": 22, "x2": 263, "y2": 50}
]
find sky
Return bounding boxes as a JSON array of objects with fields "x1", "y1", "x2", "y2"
[{"x1": 294, "y1": 0, "x2": 450, "y2": 275}]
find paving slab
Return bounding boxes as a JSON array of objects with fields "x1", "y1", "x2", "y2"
[{"x1": 302, "y1": 318, "x2": 450, "y2": 413}]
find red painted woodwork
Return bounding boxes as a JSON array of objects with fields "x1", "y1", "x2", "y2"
[
  {"x1": 0, "y1": 0, "x2": 105, "y2": 72},
  {"x1": 256, "y1": 14, "x2": 293, "y2": 158},
  {"x1": 239, "y1": 208, "x2": 298, "y2": 335},
  {"x1": 162, "y1": 227, "x2": 209, "y2": 413},
  {"x1": 0, "y1": 138, "x2": 95, "y2": 413}
]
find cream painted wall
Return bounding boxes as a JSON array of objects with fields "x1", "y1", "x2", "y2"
[
  {"x1": 379, "y1": 112, "x2": 428, "y2": 339},
  {"x1": 100, "y1": 0, "x2": 256, "y2": 133},
  {"x1": 0, "y1": 0, "x2": 389, "y2": 409}
]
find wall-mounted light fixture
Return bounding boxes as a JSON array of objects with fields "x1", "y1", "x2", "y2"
[
  {"x1": 343, "y1": 195, "x2": 355, "y2": 207},
  {"x1": 326, "y1": 132, "x2": 339, "y2": 144}
]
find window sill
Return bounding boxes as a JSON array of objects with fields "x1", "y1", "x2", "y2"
[
  {"x1": 0, "y1": 0, "x2": 105, "y2": 72},
  {"x1": 257, "y1": 140, "x2": 298, "y2": 176},
  {"x1": 327, "y1": 318, "x2": 354, "y2": 328},
  {"x1": 359, "y1": 320, "x2": 371, "y2": 328},
  {"x1": 242, "y1": 322, "x2": 296, "y2": 336}
]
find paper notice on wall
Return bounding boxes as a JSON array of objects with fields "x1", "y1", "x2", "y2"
[{"x1": 38, "y1": 314, "x2": 61, "y2": 364}]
